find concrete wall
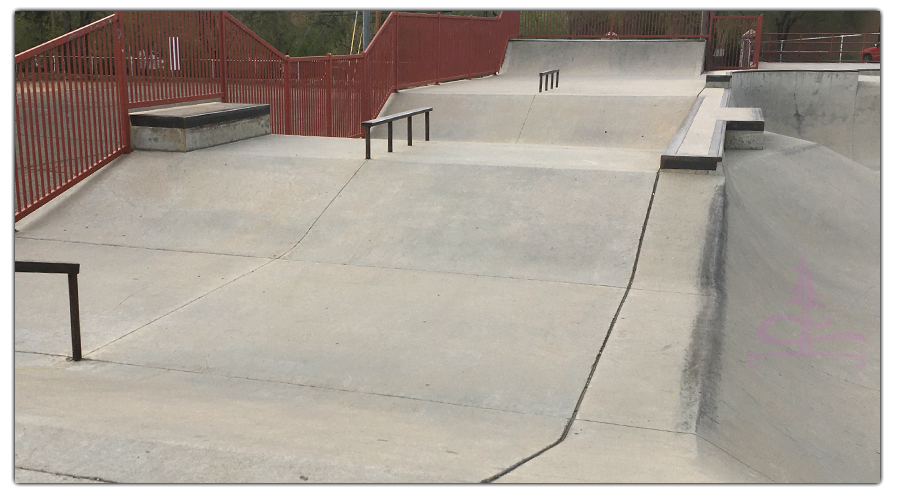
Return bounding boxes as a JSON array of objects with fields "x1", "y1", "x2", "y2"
[
  {"x1": 501, "y1": 39, "x2": 707, "y2": 77},
  {"x1": 696, "y1": 132, "x2": 880, "y2": 482},
  {"x1": 729, "y1": 70, "x2": 880, "y2": 170}
]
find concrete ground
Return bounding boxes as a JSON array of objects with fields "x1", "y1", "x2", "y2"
[{"x1": 13, "y1": 39, "x2": 880, "y2": 484}]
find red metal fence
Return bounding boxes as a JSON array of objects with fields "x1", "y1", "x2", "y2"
[
  {"x1": 14, "y1": 10, "x2": 518, "y2": 221},
  {"x1": 518, "y1": 11, "x2": 707, "y2": 38},
  {"x1": 14, "y1": 15, "x2": 130, "y2": 221},
  {"x1": 706, "y1": 15, "x2": 763, "y2": 70},
  {"x1": 759, "y1": 32, "x2": 880, "y2": 63}
]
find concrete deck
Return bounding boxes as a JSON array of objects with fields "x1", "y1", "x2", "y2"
[{"x1": 13, "y1": 40, "x2": 880, "y2": 484}]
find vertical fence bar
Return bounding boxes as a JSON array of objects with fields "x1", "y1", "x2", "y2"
[
  {"x1": 326, "y1": 53, "x2": 333, "y2": 137},
  {"x1": 219, "y1": 12, "x2": 228, "y2": 102},
  {"x1": 113, "y1": 12, "x2": 132, "y2": 152}
]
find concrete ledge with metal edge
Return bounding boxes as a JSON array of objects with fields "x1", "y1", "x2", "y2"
[
  {"x1": 129, "y1": 102, "x2": 271, "y2": 152},
  {"x1": 361, "y1": 107, "x2": 432, "y2": 159},
  {"x1": 660, "y1": 87, "x2": 764, "y2": 171}
]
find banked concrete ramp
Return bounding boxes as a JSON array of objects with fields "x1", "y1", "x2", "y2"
[
  {"x1": 700, "y1": 132, "x2": 880, "y2": 482},
  {"x1": 375, "y1": 39, "x2": 706, "y2": 148},
  {"x1": 729, "y1": 69, "x2": 881, "y2": 171}
]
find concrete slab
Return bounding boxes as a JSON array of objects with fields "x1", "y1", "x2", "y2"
[
  {"x1": 631, "y1": 170, "x2": 725, "y2": 295},
  {"x1": 577, "y1": 289, "x2": 705, "y2": 434},
  {"x1": 14, "y1": 238, "x2": 266, "y2": 357},
  {"x1": 285, "y1": 159, "x2": 655, "y2": 286},
  {"x1": 14, "y1": 145, "x2": 365, "y2": 258},
  {"x1": 15, "y1": 355, "x2": 565, "y2": 483},
  {"x1": 495, "y1": 420, "x2": 766, "y2": 483},
  {"x1": 15, "y1": 468, "x2": 105, "y2": 483},
  {"x1": 357, "y1": 140, "x2": 661, "y2": 172},
  {"x1": 90, "y1": 259, "x2": 623, "y2": 417}
]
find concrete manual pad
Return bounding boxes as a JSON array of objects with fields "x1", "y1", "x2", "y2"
[
  {"x1": 15, "y1": 355, "x2": 565, "y2": 483},
  {"x1": 14, "y1": 238, "x2": 266, "y2": 357},
  {"x1": 92, "y1": 259, "x2": 624, "y2": 417},
  {"x1": 15, "y1": 145, "x2": 364, "y2": 258},
  {"x1": 285, "y1": 159, "x2": 654, "y2": 287}
]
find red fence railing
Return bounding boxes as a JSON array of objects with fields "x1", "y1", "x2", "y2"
[
  {"x1": 706, "y1": 15, "x2": 763, "y2": 70},
  {"x1": 14, "y1": 14, "x2": 130, "y2": 221},
  {"x1": 518, "y1": 11, "x2": 707, "y2": 39},
  {"x1": 120, "y1": 11, "x2": 224, "y2": 108},
  {"x1": 759, "y1": 32, "x2": 880, "y2": 63}
]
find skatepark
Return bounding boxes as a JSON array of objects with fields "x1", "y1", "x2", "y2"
[{"x1": 14, "y1": 34, "x2": 880, "y2": 483}]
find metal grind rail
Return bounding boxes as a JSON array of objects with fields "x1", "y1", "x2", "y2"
[
  {"x1": 361, "y1": 107, "x2": 432, "y2": 159},
  {"x1": 539, "y1": 69, "x2": 559, "y2": 92},
  {"x1": 15, "y1": 261, "x2": 83, "y2": 361}
]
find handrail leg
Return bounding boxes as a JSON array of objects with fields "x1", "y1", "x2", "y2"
[
  {"x1": 408, "y1": 116, "x2": 412, "y2": 146},
  {"x1": 539, "y1": 75, "x2": 542, "y2": 92},
  {"x1": 425, "y1": 112, "x2": 430, "y2": 141},
  {"x1": 365, "y1": 126, "x2": 371, "y2": 159},
  {"x1": 388, "y1": 121, "x2": 393, "y2": 153},
  {"x1": 67, "y1": 273, "x2": 82, "y2": 361}
]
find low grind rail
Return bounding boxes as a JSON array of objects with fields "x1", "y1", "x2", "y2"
[
  {"x1": 539, "y1": 69, "x2": 560, "y2": 92},
  {"x1": 362, "y1": 107, "x2": 433, "y2": 159},
  {"x1": 15, "y1": 261, "x2": 83, "y2": 361}
]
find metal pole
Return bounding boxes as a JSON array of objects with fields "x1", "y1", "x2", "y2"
[
  {"x1": 362, "y1": 11, "x2": 371, "y2": 50},
  {"x1": 700, "y1": 11, "x2": 709, "y2": 37},
  {"x1": 67, "y1": 273, "x2": 82, "y2": 361}
]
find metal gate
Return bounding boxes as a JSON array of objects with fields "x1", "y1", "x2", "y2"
[{"x1": 707, "y1": 15, "x2": 763, "y2": 70}]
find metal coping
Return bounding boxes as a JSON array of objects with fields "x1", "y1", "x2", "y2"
[
  {"x1": 659, "y1": 154, "x2": 719, "y2": 171},
  {"x1": 130, "y1": 104, "x2": 271, "y2": 129},
  {"x1": 15, "y1": 260, "x2": 80, "y2": 274},
  {"x1": 363, "y1": 107, "x2": 433, "y2": 126},
  {"x1": 662, "y1": 95, "x2": 705, "y2": 156}
]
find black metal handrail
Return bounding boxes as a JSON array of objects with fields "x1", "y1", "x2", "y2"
[
  {"x1": 15, "y1": 260, "x2": 83, "y2": 361},
  {"x1": 361, "y1": 107, "x2": 433, "y2": 159},
  {"x1": 539, "y1": 69, "x2": 559, "y2": 92}
]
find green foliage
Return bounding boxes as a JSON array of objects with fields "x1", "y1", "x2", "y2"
[
  {"x1": 230, "y1": 11, "x2": 372, "y2": 57},
  {"x1": 15, "y1": 11, "x2": 111, "y2": 54},
  {"x1": 715, "y1": 11, "x2": 878, "y2": 37}
]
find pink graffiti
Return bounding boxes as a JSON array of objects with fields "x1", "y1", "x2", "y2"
[{"x1": 746, "y1": 255, "x2": 866, "y2": 368}]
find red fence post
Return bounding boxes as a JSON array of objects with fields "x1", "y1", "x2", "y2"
[
  {"x1": 283, "y1": 59, "x2": 292, "y2": 135},
  {"x1": 362, "y1": 53, "x2": 369, "y2": 124},
  {"x1": 112, "y1": 12, "x2": 132, "y2": 153},
  {"x1": 435, "y1": 13, "x2": 441, "y2": 85},
  {"x1": 326, "y1": 52, "x2": 333, "y2": 137},
  {"x1": 394, "y1": 14, "x2": 399, "y2": 91},
  {"x1": 754, "y1": 15, "x2": 763, "y2": 68},
  {"x1": 219, "y1": 11, "x2": 228, "y2": 102}
]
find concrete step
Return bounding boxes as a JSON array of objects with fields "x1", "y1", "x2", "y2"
[
  {"x1": 660, "y1": 87, "x2": 763, "y2": 171},
  {"x1": 130, "y1": 102, "x2": 270, "y2": 152}
]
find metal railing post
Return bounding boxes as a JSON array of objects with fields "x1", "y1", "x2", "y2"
[
  {"x1": 112, "y1": 11, "x2": 132, "y2": 153},
  {"x1": 326, "y1": 52, "x2": 333, "y2": 137},
  {"x1": 67, "y1": 273, "x2": 82, "y2": 361},
  {"x1": 435, "y1": 13, "x2": 441, "y2": 85},
  {"x1": 219, "y1": 11, "x2": 228, "y2": 102},
  {"x1": 283, "y1": 58, "x2": 292, "y2": 135}
]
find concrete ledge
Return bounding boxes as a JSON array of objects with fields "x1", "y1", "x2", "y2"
[
  {"x1": 705, "y1": 74, "x2": 731, "y2": 88},
  {"x1": 130, "y1": 102, "x2": 271, "y2": 152},
  {"x1": 661, "y1": 88, "x2": 764, "y2": 170}
]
